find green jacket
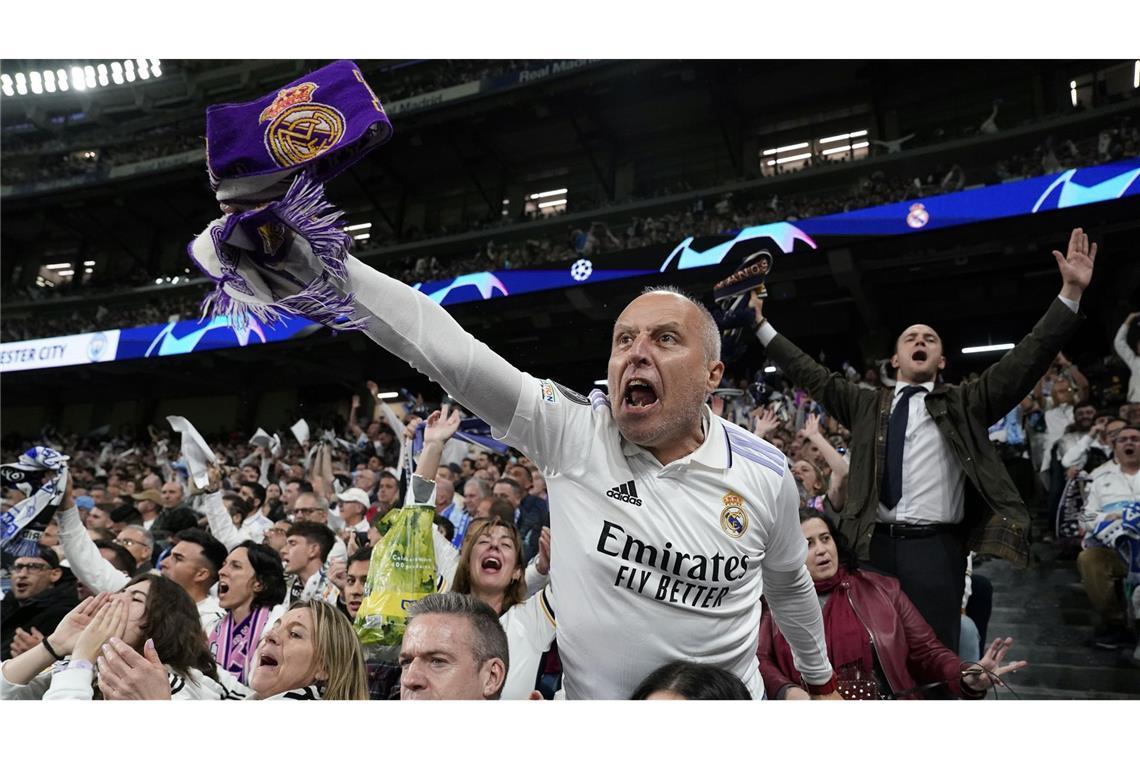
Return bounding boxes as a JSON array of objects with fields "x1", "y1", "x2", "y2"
[{"x1": 765, "y1": 298, "x2": 1084, "y2": 567}]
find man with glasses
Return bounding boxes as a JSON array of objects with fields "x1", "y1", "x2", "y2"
[
  {"x1": 291, "y1": 493, "x2": 347, "y2": 565},
  {"x1": 113, "y1": 525, "x2": 155, "y2": 572},
  {"x1": 1078, "y1": 424, "x2": 1140, "y2": 651},
  {"x1": 1, "y1": 548, "x2": 74, "y2": 660}
]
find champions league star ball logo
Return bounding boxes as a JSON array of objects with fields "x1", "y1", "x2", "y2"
[
  {"x1": 570, "y1": 258, "x2": 593, "y2": 282},
  {"x1": 906, "y1": 203, "x2": 930, "y2": 229},
  {"x1": 720, "y1": 492, "x2": 748, "y2": 538},
  {"x1": 260, "y1": 82, "x2": 346, "y2": 169}
]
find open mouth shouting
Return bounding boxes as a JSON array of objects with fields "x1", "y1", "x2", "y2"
[
  {"x1": 911, "y1": 348, "x2": 928, "y2": 364},
  {"x1": 621, "y1": 377, "x2": 660, "y2": 414},
  {"x1": 479, "y1": 555, "x2": 503, "y2": 575}
]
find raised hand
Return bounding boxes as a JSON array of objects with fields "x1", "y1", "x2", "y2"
[
  {"x1": 802, "y1": 412, "x2": 821, "y2": 439},
  {"x1": 1053, "y1": 227, "x2": 1098, "y2": 300},
  {"x1": 46, "y1": 592, "x2": 112, "y2": 657},
  {"x1": 365, "y1": 380, "x2": 380, "y2": 396},
  {"x1": 98, "y1": 638, "x2": 171, "y2": 700},
  {"x1": 747, "y1": 290, "x2": 766, "y2": 324},
  {"x1": 328, "y1": 558, "x2": 348, "y2": 592},
  {"x1": 424, "y1": 404, "x2": 461, "y2": 445},
  {"x1": 536, "y1": 526, "x2": 551, "y2": 575},
  {"x1": 962, "y1": 636, "x2": 1027, "y2": 692},
  {"x1": 750, "y1": 407, "x2": 779, "y2": 439}
]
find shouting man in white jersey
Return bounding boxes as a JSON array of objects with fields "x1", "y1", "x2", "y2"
[{"x1": 331, "y1": 257, "x2": 836, "y2": 699}]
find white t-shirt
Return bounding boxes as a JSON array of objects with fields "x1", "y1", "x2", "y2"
[{"x1": 500, "y1": 378, "x2": 809, "y2": 699}]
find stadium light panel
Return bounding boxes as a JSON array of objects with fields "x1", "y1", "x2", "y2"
[
  {"x1": 345, "y1": 222, "x2": 372, "y2": 231},
  {"x1": 822, "y1": 144, "x2": 852, "y2": 156},
  {"x1": 762, "y1": 142, "x2": 810, "y2": 156},
  {"x1": 772, "y1": 152, "x2": 812, "y2": 165},
  {"x1": 71, "y1": 67, "x2": 85, "y2": 91},
  {"x1": 764, "y1": 366, "x2": 777, "y2": 373},
  {"x1": 83, "y1": 260, "x2": 96, "y2": 266},
  {"x1": 594, "y1": 380, "x2": 608, "y2": 386},
  {"x1": 961, "y1": 343, "x2": 1014, "y2": 354},
  {"x1": 125, "y1": 68, "x2": 136, "y2": 83},
  {"x1": 353, "y1": 233, "x2": 371, "y2": 240},
  {"x1": 1134, "y1": 60, "x2": 1138, "y2": 88},
  {"x1": 29, "y1": 71, "x2": 43, "y2": 94},
  {"x1": 818, "y1": 130, "x2": 868, "y2": 145},
  {"x1": 44, "y1": 70, "x2": 56, "y2": 93},
  {"x1": 1070, "y1": 80, "x2": 1078, "y2": 108},
  {"x1": 528, "y1": 188, "x2": 568, "y2": 200},
  {"x1": 154, "y1": 278, "x2": 163, "y2": 284},
  {"x1": 377, "y1": 392, "x2": 399, "y2": 400},
  {"x1": 45, "y1": 263, "x2": 72, "y2": 270},
  {"x1": 538, "y1": 199, "x2": 567, "y2": 209},
  {"x1": 0, "y1": 74, "x2": 11, "y2": 88},
  {"x1": 84, "y1": 66, "x2": 96, "y2": 88},
  {"x1": 15, "y1": 73, "x2": 27, "y2": 95},
  {"x1": 851, "y1": 141, "x2": 870, "y2": 150},
  {"x1": 57, "y1": 269, "x2": 75, "y2": 277},
  {"x1": 97, "y1": 64, "x2": 109, "y2": 86},
  {"x1": 56, "y1": 69, "x2": 68, "y2": 91}
]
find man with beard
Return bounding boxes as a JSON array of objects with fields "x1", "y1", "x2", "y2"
[{"x1": 753, "y1": 227, "x2": 1098, "y2": 651}]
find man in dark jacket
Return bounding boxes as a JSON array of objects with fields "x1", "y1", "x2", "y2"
[
  {"x1": 751, "y1": 227, "x2": 1098, "y2": 649},
  {"x1": 1, "y1": 547, "x2": 77, "y2": 660},
  {"x1": 492, "y1": 477, "x2": 549, "y2": 564}
]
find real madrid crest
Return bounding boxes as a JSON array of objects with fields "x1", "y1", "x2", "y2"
[
  {"x1": 259, "y1": 82, "x2": 346, "y2": 169},
  {"x1": 720, "y1": 491, "x2": 748, "y2": 538}
]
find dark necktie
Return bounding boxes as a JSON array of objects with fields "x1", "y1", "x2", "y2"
[{"x1": 882, "y1": 385, "x2": 926, "y2": 510}]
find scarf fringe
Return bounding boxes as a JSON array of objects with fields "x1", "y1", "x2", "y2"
[{"x1": 274, "y1": 174, "x2": 351, "y2": 282}]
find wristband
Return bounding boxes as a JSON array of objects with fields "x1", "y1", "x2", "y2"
[
  {"x1": 804, "y1": 672, "x2": 838, "y2": 696},
  {"x1": 41, "y1": 637, "x2": 64, "y2": 661},
  {"x1": 67, "y1": 658, "x2": 94, "y2": 672}
]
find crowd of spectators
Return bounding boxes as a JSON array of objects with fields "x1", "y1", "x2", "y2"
[{"x1": 3, "y1": 293, "x2": 1136, "y2": 700}]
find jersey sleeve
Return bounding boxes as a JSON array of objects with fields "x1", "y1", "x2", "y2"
[
  {"x1": 497, "y1": 374, "x2": 598, "y2": 474},
  {"x1": 58, "y1": 506, "x2": 129, "y2": 594},
  {"x1": 760, "y1": 467, "x2": 809, "y2": 572}
]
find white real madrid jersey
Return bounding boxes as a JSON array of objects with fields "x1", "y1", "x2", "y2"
[{"x1": 499, "y1": 375, "x2": 807, "y2": 700}]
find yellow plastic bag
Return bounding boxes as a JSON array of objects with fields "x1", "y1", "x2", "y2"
[{"x1": 354, "y1": 505, "x2": 437, "y2": 650}]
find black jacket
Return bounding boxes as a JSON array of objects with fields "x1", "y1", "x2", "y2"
[
  {"x1": 516, "y1": 495, "x2": 550, "y2": 565},
  {"x1": 1, "y1": 581, "x2": 77, "y2": 660}
]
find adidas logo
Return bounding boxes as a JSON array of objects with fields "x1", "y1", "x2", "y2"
[{"x1": 606, "y1": 480, "x2": 643, "y2": 506}]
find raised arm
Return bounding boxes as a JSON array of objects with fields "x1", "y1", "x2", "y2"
[
  {"x1": 345, "y1": 255, "x2": 524, "y2": 435},
  {"x1": 964, "y1": 228, "x2": 1093, "y2": 423},
  {"x1": 56, "y1": 485, "x2": 129, "y2": 594},
  {"x1": 1115, "y1": 313, "x2": 1140, "y2": 368},
  {"x1": 801, "y1": 413, "x2": 849, "y2": 511},
  {"x1": 199, "y1": 467, "x2": 242, "y2": 552},
  {"x1": 750, "y1": 295, "x2": 872, "y2": 430}
]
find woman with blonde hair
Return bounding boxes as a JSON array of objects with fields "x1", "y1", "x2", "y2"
[{"x1": 86, "y1": 599, "x2": 368, "y2": 700}]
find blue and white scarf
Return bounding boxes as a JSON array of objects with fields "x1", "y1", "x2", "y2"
[
  {"x1": 1, "y1": 446, "x2": 70, "y2": 557},
  {"x1": 1091, "y1": 501, "x2": 1140, "y2": 616}
]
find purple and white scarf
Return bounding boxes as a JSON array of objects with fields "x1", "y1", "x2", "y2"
[
  {"x1": 209, "y1": 605, "x2": 274, "y2": 684},
  {"x1": 188, "y1": 60, "x2": 393, "y2": 331}
]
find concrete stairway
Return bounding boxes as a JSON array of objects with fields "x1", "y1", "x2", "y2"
[{"x1": 976, "y1": 544, "x2": 1140, "y2": 700}]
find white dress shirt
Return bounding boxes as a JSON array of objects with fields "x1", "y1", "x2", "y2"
[{"x1": 876, "y1": 381, "x2": 966, "y2": 526}]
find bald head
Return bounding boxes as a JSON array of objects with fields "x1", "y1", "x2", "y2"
[{"x1": 627, "y1": 287, "x2": 721, "y2": 363}]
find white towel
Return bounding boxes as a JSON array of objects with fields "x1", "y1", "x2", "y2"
[
  {"x1": 167, "y1": 416, "x2": 218, "y2": 490},
  {"x1": 291, "y1": 418, "x2": 311, "y2": 446}
]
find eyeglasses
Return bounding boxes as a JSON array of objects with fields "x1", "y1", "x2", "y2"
[
  {"x1": 292, "y1": 508, "x2": 323, "y2": 515},
  {"x1": 115, "y1": 537, "x2": 146, "y2": 549},
  {"x1": 11, "y1": 562, "x2": 52, "y2": 574},
  {"x1": 1116, "y1": 436, "x2": 1140, "y2": 445},
  {"x1": 265, "y1": 528, "x2": 286, "y2": 536}
]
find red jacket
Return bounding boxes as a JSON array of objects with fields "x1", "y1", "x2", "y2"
[{"x1": 758, "y1": 569, "x2": 979, "y2": 699}]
